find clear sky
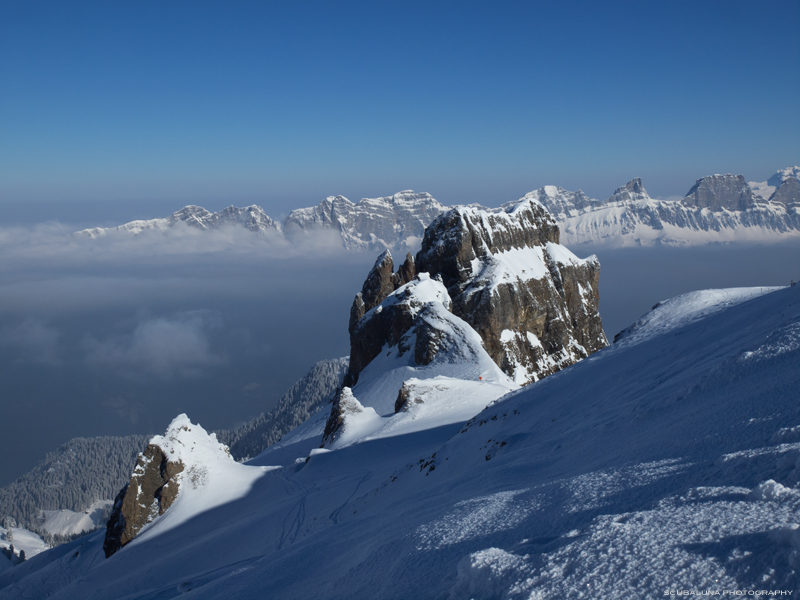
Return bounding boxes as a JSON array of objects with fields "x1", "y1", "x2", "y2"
[{"x1": 1, "y1": 0, "x2": 798, "y2": 223}]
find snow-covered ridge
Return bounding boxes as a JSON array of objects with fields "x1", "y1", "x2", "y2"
[
  {"x1": 78, "y1": 190, "x2": 446, "y2": 252},
  {"x1": 535, "y1": 168, "x2": 800, "y2": 247},
  {"x1": 750, "y1": 166, "x2": 800, "y2": 201},
  {"x1": 614, "y1": 286, "x2": 785, "y2": 345},
  {"x1": 80, "y1": 205, "x2": 280, "y2": 239},
  {"x1": 74, "y1": 167, "x2": 800, "y2": 250}
]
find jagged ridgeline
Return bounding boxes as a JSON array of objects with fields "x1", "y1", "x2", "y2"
[
  {"x1": 345, "y1": 198, "x2": 608, "y2": 387},
  {"x1": 75, "y1": 166, "x2": 800, "y2": 249},
  {"x1": 0, "y1": 357, "x2": 348, "y2": 541},
  {"x1": 535, "y1": 170, "x2": 800, "y2": 246}
]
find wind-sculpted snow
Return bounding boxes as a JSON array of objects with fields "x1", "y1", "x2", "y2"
[
  {"x1": 2, "y1": 286, "x2": 800, "y2": 599},
  {"x1": 103, "y1": 415, "x2": 272, "y2": 557},
  {"x1": 614, "y1": 286, "x2": 784, "y2": 344}
]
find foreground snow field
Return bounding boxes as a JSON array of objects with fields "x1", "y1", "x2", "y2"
[{"x1": 1, "y1": 285, "x2": 799, "y2": 599}]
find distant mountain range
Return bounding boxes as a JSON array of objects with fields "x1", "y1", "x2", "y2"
[
  {"x1": 536, "y1": 168, "x2": 800, "y2": 247},
  {"x1": 77, "y1": 167, "x2": 800, "y2": 249},
  {"x1": 79, "y1": 190, "x2": 445, "y2": 252}
]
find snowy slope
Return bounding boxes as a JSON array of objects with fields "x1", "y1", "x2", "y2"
[
  {"x1": 2, "y1": 285, "x2": 800, "y2": 598},
  {"x1": 614, "y1": 286, "x2": 784, "y2": 344},
  {"x1": 40, "y1": 500, "x2": 112, "y2": 537},
  {"x1": 0, "y1": 526, "x2": 47, "y2": 575},
  {"x1": 128, "y1": 415, "x2": 276, "y2": 542}
]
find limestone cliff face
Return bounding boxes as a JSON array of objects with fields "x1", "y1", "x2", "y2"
[
  {"x1": 346, "y1": 199, "x2": 607, "y2": 386},
  {"x1": 683, "y1": 174, "x2": 755, "y2": 212},
  {"x1": 416, "y1": 200, "x2": 606, "y2": 384},
  {"x1": 103, "y1": 444, "x2": 184, "y2": 558},
  {"x1": 348, "y1": 251, "x2": 416, "y2": 337},
  {"x1": 770, "y1": 177, "x2": 800, "y2": 207}
]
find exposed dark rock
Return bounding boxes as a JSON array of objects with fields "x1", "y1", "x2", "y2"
[
  {"x1": 347, "y1": 280, "x2": 424, "y2": 383},
  {"x1": 103, "y1": 443, "x2": 184, "y2": 558},
  {"x1": 320, "y1": 387, "x2": 364, "y2": 447},
  {"x1": 769, "y1": 177, "x2": 800, "y2": 207},
  {"x1": 394, "y1": 383, "x2": 413, "y2": 413},
  {"x1": 604, "y1": 178, "x2": 649, "y2": 204},
  {"x1": 394, "y1": 381, "x2": 428, "y2": 413},
  {"x1": 683, "y1": 174, "x2": 754, "y2": 212},
  {"x1": 415, "y1": 202, "x2": 606, "y2": 383},
  {"x1": 346, "y1": 200, "x2": 607, "y2": 386},
  {"x1": 392, "y1": 253, "x2": 417, "y2": 289},
  {"x1": 349, "y1": 251, "x2": 394, "y2": 336},
  {"x1": 348, "y1": 251, "x2": 417, "y2": 338}
]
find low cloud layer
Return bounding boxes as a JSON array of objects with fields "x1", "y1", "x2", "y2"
[
  {"x1": 0, "y1": 221, "x2": 374, "y2": 485},
  {"x1": 0, "y1": 318, "x2": 61, "y2": 366},
  {"x1": 83, "y1": 311, "x2": 227, "y2": 379}
]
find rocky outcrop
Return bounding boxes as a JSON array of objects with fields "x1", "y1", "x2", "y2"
[
  {"x1": 321, "y1": 387, "x2": 362, "y2": 446},
  {"x1": 770, "y1": 177, "x2": 800, "y2": 207},
  {"x1": 320, "y1": 387, "x2": 380, "y2": 448},
  {"x1": 103, "y1": 415, "x2": 232, "y2": 558},
  {"x1": 348, "y1": 251, "x2": 417, "y2": 336},
  {"x1": 683, "y1": 174, "x2": 754, "y2": 212},
  {"x1": 347, "y1": 273, "x2": 453, "y2": 383},
  {"x1": 416, "y1": 201, "x2": 606, "y2": 384},
  {"x1": 604, "y1": 178, "x2": 650, "y2": 204},
  {"x1": 103, "y1": 443, "x2": 184, "y2": 558},
  {"x1": 346, "y1": 200, "x2": 607, "y2": 386}
]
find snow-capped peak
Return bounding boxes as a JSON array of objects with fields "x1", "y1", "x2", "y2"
[
  {"x1": 147, "y1": 413, "x2": 233, "y2": 467},
  {"x1": 767, "y1": 165, "x2": 800, "y2": 189}
]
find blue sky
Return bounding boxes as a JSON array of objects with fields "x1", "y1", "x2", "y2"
[{"x1": 1, "y1": 0, "x2": 798, "y2": 223}]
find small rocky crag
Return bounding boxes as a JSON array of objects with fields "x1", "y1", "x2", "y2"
[
  {"x1": 346, "y1": 199, "x2": 607, "y2": 387},
  {"x1": 103, "y1": 445, "x2": 184, "y2": 558},
  {"x1": 103, "y1": 414, "x2": 231, "y2": 558},
  {"x1": 321, "y1": 387, "x2": 376, "y2": 447}
]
